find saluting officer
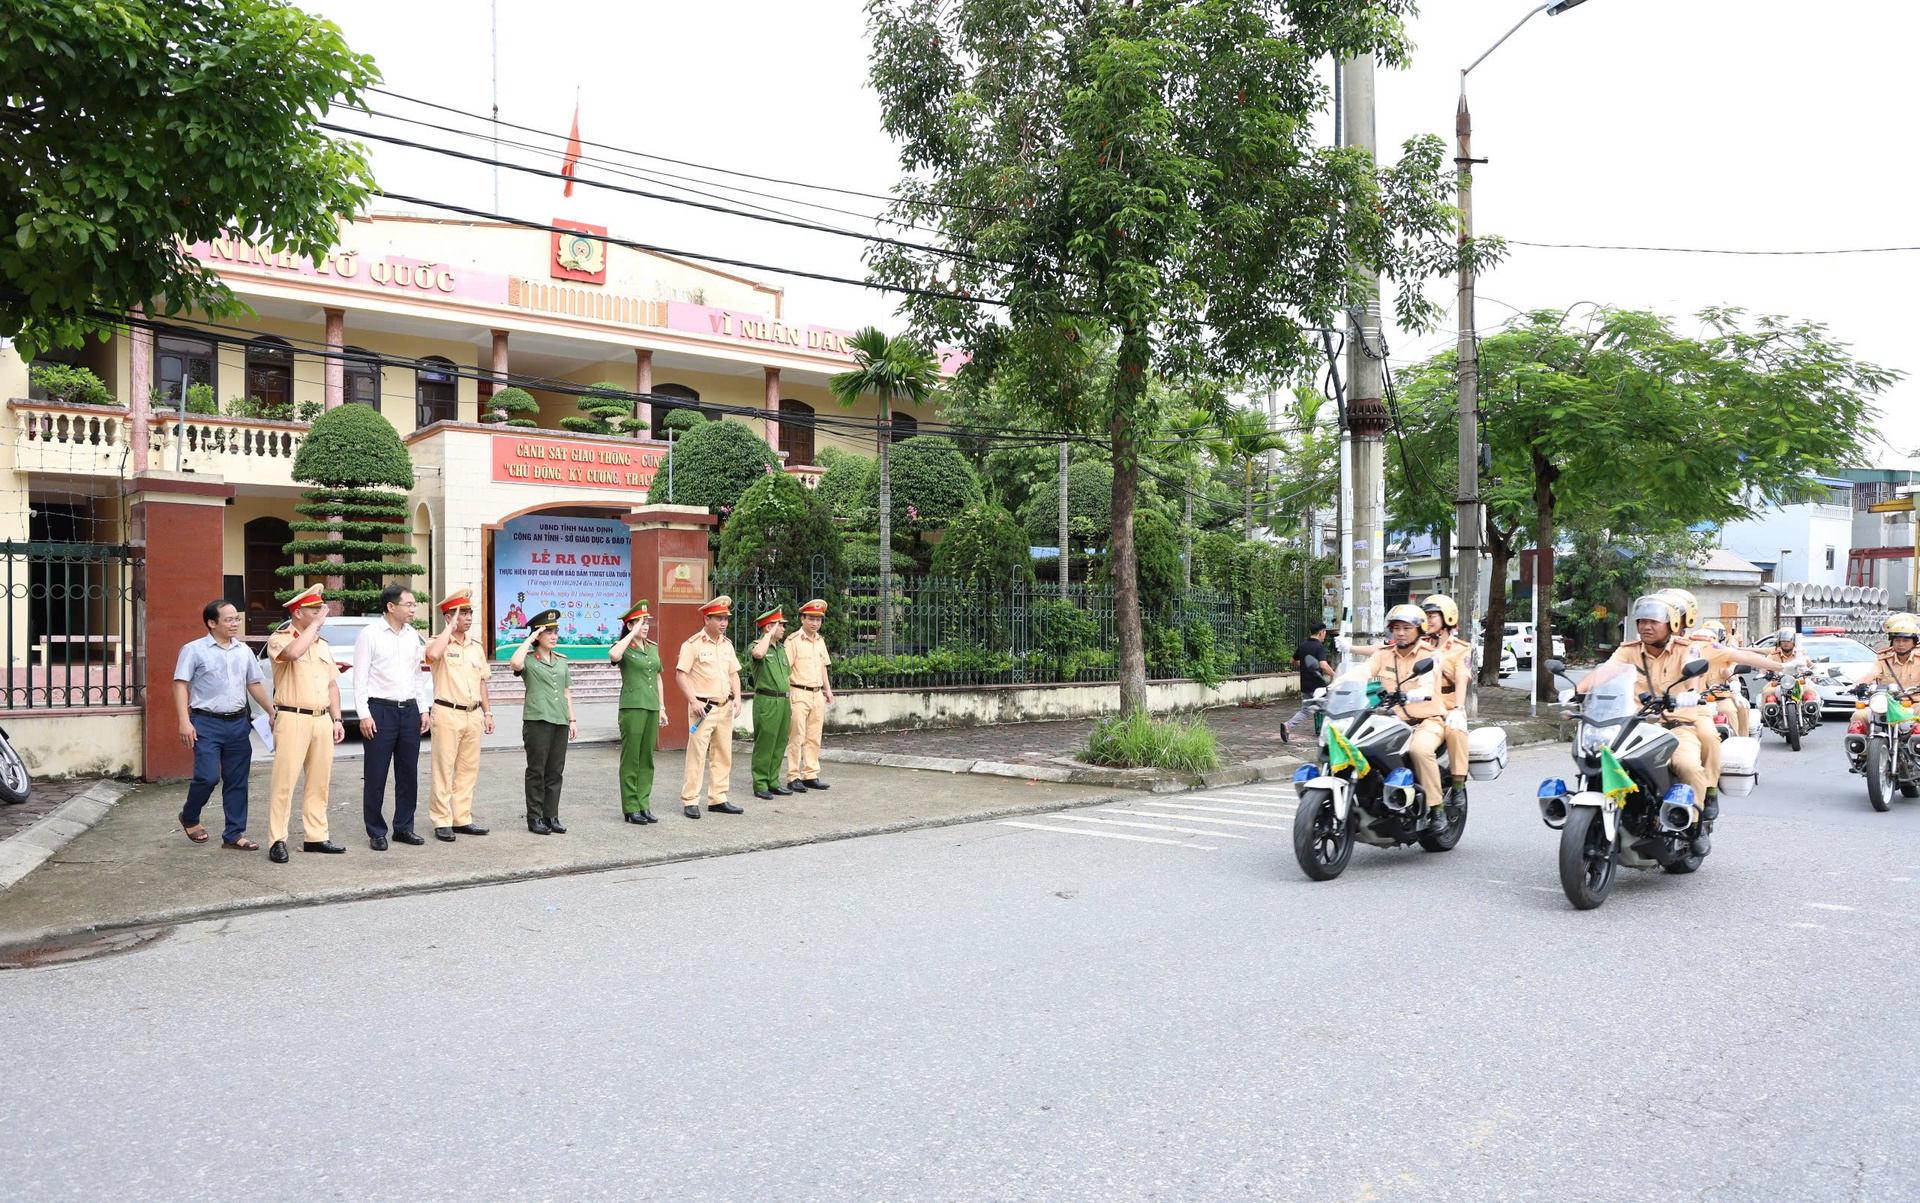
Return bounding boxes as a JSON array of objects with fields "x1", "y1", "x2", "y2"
[
  {"x1": 784, "y1": 598, "x2": 834, "y2": 792},
  {"x1": 675, "y1": 596, "x2": 742, "y2": 818},
  {"x1": 512, "y1": 608, "x2": 575, "y2": 834},
  {"x1": 423, "y1": 587, "x2": 494, "y2": 842},
  {"x1": 264, "y1": 584, "x2": 346, "y2": 863},
  {"x1": 610, "y1": 598, "x2": 663, "y2": 824},
  {"x1": 747, "y1": 606, "x2": 794, "y2": 801}
]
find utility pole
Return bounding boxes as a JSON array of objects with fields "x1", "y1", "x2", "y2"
[
  {"x1": 491, "y1": 0, "x2": 501, "y2": 212},
  {"x1": 1058, "y1": 439, "x2": 1070, "y2": 596},
  {"x1": 1342, "y1": 52, "x2": 1388, "y2": 646},
  {"x1": 1455, "y1": 85, "x2": 1485, "y2": 714}
]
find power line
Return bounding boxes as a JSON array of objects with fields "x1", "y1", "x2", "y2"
[{"x1": 1507, "y1": 238, "x2": 1920, "y2": 256}]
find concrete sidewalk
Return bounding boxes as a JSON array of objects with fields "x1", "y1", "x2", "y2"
[{"x1": 0, "y1": 741, "x2": 1116, "y2": 948}]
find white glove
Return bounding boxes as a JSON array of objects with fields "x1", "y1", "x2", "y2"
[{"x1": 1446, "y1": 708, "x2": 1468, "y2": 732}]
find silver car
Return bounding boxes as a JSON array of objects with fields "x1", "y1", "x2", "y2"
[{"x1": 1747, "y1": 632, "x2": 1879, "y2": 714}]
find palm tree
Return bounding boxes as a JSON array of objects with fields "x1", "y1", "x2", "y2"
[
  {"x1": 1206, "y1": 407, "x2": 1293, "y2": 538},
  {"x1": 830, "y1": 328, "x2": 939, "y2": 655}
]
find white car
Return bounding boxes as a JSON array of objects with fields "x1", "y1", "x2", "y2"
[
  {"x1": 1468, "y1": 638, "x2": 1519, "y2": 676},
  {"x1": 251, "y1": 615, "x2": 430, "y2": 724},
  {"x1": 1505, "y1": 621, "x2": 1565, "y2": 669},
  {"x1": 1746, "y1": 631, "x2": 1879, "y2": 714}
]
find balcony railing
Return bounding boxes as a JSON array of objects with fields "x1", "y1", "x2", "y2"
[{"x1": 9, "y1": 400, "x2": 308, "y2": 486}]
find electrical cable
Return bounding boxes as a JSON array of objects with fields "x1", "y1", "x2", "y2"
[{"x1": 1507, "y1": 238, "x2": 1920, "y2": 256}]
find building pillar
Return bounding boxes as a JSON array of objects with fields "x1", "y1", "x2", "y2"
[
  {"x1": 127, "y1": 472, "x2": 235, "y2": 781},
  {"x1": 128, "y1": 305, "x2": 152, "y2": 474},
  {"x1": 486, "y1": 329, "x2": 509, "y2": 415},
  {"x1": 323, "y1": 307, "x2": 345, "y2": 410},
  {"x1": 763, "y1": 366, "x2": 782, "y2": 454},
  {"x1": 634, "y1": 347, "x2": 653, "y2": 433},
  {"x1": 622, "y1": 505, "x2": 717, "y2": 751}
]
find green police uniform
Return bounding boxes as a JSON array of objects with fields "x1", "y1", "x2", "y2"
[
  {"x1": 748, "y1": 616, "x2": 793, "y2": 793},
  {"x1": 617, "y1": 640, "x2": 663, "y2": 815}
]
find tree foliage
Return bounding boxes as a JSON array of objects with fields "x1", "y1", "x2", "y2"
[
  {"x1": 660, "y1": 418, "x2": 780, "y2": 516},
  {"x1": 930, "y1": 503, "x2": 1034, "y2": 584},
  {"x1": 817, "y1": 451, "x2": 876, "y2": 527},
  {"x1": 282, "y1": 403, "x2": 422, "y2": 612},
  {"x1": 865, "y1": 0, "x2": 1483, "y2": 710},
  {"x1": 859, "y1": 435, "x2": 982, "y2": 536},
  {"x1": 1, "y1": 0, "x2": 377, "y2": 354},
  {"x1": 1021, "y1": 460, "x2": 1115, "y2": 548},
  {"x1": 480, "y1": 385, "x2": 541, "y2": 429},
  {"x1": 717, "y1": 471, "x2": 851, "y2": 647},
  {"x1": 558, "y1": 380, "x2": 638, "y2": 436},
  {"x1": 28, "y1": 364, "x2": 114, "y2": 407}
]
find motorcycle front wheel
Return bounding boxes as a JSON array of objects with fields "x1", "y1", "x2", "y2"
[
  {"x1": 1292, "y1": 787, "x2": 1353, "y2": 881},
  {"x1": 1785, "y1": 699, "x2": 1801, "y2": 752},
  {"x1": 1558, "y1": 806, "x2": 1616, "y2": 910},
  {"x1": 1868, "y1": 738, "x2": 1894, "y2": 812}
]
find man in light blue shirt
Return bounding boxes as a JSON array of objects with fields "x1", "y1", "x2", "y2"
[{"x1": 171, "y1": 599, "x2": 273, "y2": 849}]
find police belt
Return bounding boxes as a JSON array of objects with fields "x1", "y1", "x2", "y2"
[
  {"x1": 434, "y1": 699, "x2": 483, "y2": 712},
  {"x1": 791, "y1": 682, "x2": 822, "y2": 692},
  {"x1": 279, "y1": 706, "x2": 327, "y2": 717}
]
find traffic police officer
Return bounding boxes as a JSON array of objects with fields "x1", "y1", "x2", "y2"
[
  {"x1": 1420, "y1": 594, "x2": 1474, "y2": 809},
  {"x1": 423, "y1": 587, "x2": 493, "y2": 841},
  {"x1": 1857, "y1": 612, "x2": 1920, "y2": 695},
  {"x1": 676, "y1": 596, "x2": 743, "y2": 817},
  {"x1": 1360, "y1": 603, "x2": 1455, "y2": 829},
  {"x1": 785, "y1": 598, "x2": 834, "y2": 792},
  {"x1": 264, "y1": 584, "x2": 345, "y2": 863},
  {"x1": 747, "y1": 607, "x2": 795, "y2": 800},
  {"x1": 610, "y1": 598, "x2": 663, "y2": 824}
]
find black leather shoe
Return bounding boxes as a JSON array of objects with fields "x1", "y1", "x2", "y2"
[
  {"x1": 546, "y1": 819, "x2": 567, "y2": 834},
  {"x1": 369, "y1": 834, "x2": 389, "y2": 851},
  {"x1": 787, "y1": 780, "x2": 808, "y2": 793},
  {"x1": 1423, "y1": 807, "x2": 1449, "y2": 832},
  {"x1": 754, "y1": 789, "x2": 773, "y2": 800},
  {"x1": 451, "y1": 824, "x2": 488, "y2": 836},
  {"x1": 268, "y1": 840, "x2": 289, "y2": 864},
  {"x1": 1690, "y1": 832, "x2": 1712, "y2": 857},
  {"x1": 683, "y1": 805, "x2": 701, "y2": 819},
  {"x1": 709, "y1": 801, "x2": 744, "y2": 815},
  {"x1": 434, "y1": 827, "x2": 456, "y2": 842},
  {"x1": 641, "y1": 810, "x2": 658, "y2": 824},
  {"x1": 392, "y1": 830, "x2": 425, "y2": 846},
  {"x1": 1446, "y1": 784, "x2": 1468, "y2": 808},
  {"x1": 302, "y1": 840, "x2": 346, "y2": 854},
  {"x1": 527, "y1": 818, "x2": 551, "y2": 835},
  {"x1": 769, "y1": 785, "x2": 793, "y2": 796},
  {"x1": 1701, "y1": 791, "x2": 1720, "y2": 822},
  {"x1": 804, "y1": 779, "x2": 829, "y2": 791},
  {"x1": 624, "y1": 812, "x2": 649, "y2": 824}
]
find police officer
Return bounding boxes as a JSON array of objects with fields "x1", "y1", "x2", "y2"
[
  {"x1": 1361, "y1": 604, "x2": 1455, "y2": 830},
  {"x1": 511, "y1": 609, "x2": 574, "y2": 834},
  {"x1": 1421, "y1": 594, "x2": 1473, "y2": 809},
  {"x1": 609, "y1": 598, "x2": 662, "y2": 824},
  {"x1": 1700, "y1": 619, "x2": 1752, "y2": 737},
  {"x1": 785, "y1": 598, "x2": 834, "y2": 792},
  {"x1": 1766, "y1": 628, "x2": 1808, "y2": 668},
  {"x1": 1855, "y1": 613, "x2": 1920, "y2": 696},
  {"x1": 747, "y1": 606, "x2": 795, "y2": 801},
  {"x1": 423, "y1": 587, "x2": 493, "y2": 842},
  {"x1": 1658, "y1": 587, "x2": 1727, "y2": 788},
  {"x1": 264, "y1": 584, "x2": 346, "y2": 863},
  {"x1": 676, "y1": 596, "x2": 742, "y2": 818}
]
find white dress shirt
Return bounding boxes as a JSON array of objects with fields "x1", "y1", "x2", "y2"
[{"x1": 352, "y1": 619, "x2": 433, "y2": 710}]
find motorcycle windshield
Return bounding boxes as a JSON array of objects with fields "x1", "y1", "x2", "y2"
[
  {"x1": 1323, "y1": 667, "x2": 1373, "y2": 718},
  {"x1": 1581, "y1": 667, "x2": 1639, "y2": 725}
]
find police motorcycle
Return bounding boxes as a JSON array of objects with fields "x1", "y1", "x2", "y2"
[
  {"x1": 1290, "y1": 660, "x2": 1507, "y2": 881},
  {"x1": 1539, "y1": 658, "x2": 1753, "y2": 910},
  {"x1": 1755, "y1": 666, "x2": 1819, "y2": 751},
  {"x1": 1845, "y1": 682, "x2": 1920, "y2": 811}
]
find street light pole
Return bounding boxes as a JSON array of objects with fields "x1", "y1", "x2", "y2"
[{"x1": 1456, "y1": 0, "x2": 1592, "y2": 713}]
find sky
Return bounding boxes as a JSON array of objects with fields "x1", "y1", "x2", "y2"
[{"x1": 311, "y1": 0, "x2": 1918, "y2": 469}]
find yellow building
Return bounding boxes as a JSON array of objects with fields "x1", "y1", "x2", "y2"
[{"x1": 0, "y1": 213, "x2": 938, "y2": 776}]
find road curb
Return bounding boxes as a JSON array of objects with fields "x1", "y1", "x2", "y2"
[{"x1": 0, "y1": 780, "x2": 136, "y2": 893}]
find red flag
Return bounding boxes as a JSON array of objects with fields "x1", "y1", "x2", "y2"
[{"x1": 561, "y1": 104, "x2": 581, "y2": 198}]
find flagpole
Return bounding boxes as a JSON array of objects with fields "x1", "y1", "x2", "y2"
[{"x1": 490, "y1": 0, "x2": 500, "y2": 211}]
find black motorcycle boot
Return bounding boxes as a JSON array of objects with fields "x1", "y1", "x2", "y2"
[
  {"x1": 1701, "y1": 789, "x2": 1720, "y2": 822},
  {"x1": 1688, "y1": 822, "x2": 1712, "y2": 858}
]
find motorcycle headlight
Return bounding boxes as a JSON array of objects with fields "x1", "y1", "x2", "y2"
[
  {"x1": 1576, "y1": 724, "x2": 1608, "y2": 758},
  {"x1": 1870, "y1": 693, "x2": 1889, "y2": 717}
]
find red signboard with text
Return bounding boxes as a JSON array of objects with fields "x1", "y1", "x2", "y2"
[{"x1": 491, "y1": 433, "x2": 663, "y2": 492}]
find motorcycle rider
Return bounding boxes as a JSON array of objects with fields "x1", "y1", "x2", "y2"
[
  {"x1": 1853, "y1": 613, "x2": 1920, "y2": 698},
  {"x1": 1420, "y1": 594, "x2": 1474, "y2": 811},
  {"x1": 1361, "y1": 604, "x2": 1456, "y2": 829},
  {"x1": 1658, "y1": 588, "x2": 1729, "y2": 788},
  {"x1": 1700, "y1": 619, "x2": 1752, "y2": 737},
  {"x1": 1766, "y1": 628, "x2": 1808, "y2": 668}
]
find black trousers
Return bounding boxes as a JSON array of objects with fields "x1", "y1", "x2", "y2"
[
  {"x1": 523, "y1": 720, "x2": 568, "y2": 822},
  {"x1": 362, "y1": 699, "x2": 421, "y2": 837}
]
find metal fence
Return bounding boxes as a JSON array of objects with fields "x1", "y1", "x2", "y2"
[
  {"x1": 0, "y1": 541, "x2": 141, "y2": 709},
  {"x1": 714, "y1": 568, "x2": 1310, "y2": 690}
]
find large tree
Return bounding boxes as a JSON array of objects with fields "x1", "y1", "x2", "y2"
[
  {"x1": 1, "y1": 0, "x2": 376, "y2": 354},
  {"x1": 865, "y1": 0, "x2": 1479, "y2": 713}
]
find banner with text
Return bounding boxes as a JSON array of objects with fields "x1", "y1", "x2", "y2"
[
  {"x1": 491, "y1": 515, "x2": 633, "y2": 660},
  {"x1": 492, "y1": 433, "x2": 663, "y2": 493}
]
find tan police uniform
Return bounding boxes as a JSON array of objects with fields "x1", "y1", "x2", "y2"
[
  {"x1": 265, "y1": 622, "x2": 338, "y2": 845},
  {"x1": 1360, "y1": 644, "x2": 1453, "y2": 806},
  {"x1": 785, "y1": 601, "x2": 833, "y2": 785},
  {"x1": 1860, "y1": 646, "x2": 1920, "y2": 694},
  {"x1": 1603, "y1": 637, "x2": 1716, "y2": 807},
  {"x1": 677, "y1": 613, "x2": 739, "y2": 806},
  {"x1": 427, "y1": 599, "x2": 490, "y2": 830},
  {"x1": 1426, "y1": 632, "x2": 1473, "y2": 783},
  {"x1": 1682, "y1": 632, "x2": 1729, "y2": 782}
]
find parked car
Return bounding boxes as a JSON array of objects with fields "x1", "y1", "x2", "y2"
[
  {"x1": 1468, "y1": 638, "x2": 1519, "y2": 676},
  {"x1": 1747, "y1": 630, "x2": 1879, "y2": 714},
  {"x1": 249, "y1": 616, "x2": 428, "y2": 725},
  {"x1": 1504, "y1": 621, "x2": 1565, "y2": 669}
]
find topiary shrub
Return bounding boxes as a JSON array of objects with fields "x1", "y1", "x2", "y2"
[
  {"x1": 1125, "y1": 508, "x2": 1184, "y2": 621},
  {"x1": 931, "y1": 503, "x2": 1033, "y2": 584},
  {"x1": 1021, "y1": 459, "x2": 1114, "y2": 549},
  {"x1": 717, "y1": 471, "x2": 850, "y2": 647},
  {"x1": 480, "y1": 385, "x2": 541, "y2": 429},
  {"x1": 817, "y1": 451, "x2": 875, "y2": 528},
  {"x1": 659, "y1": 418, "x2": 780, "y2": 516},
  {"x1": 659, "y1": 407, "x2": 704, "y2": 437},
  {"x1": 280, "y1": 403, "x2": 424, "y2": 613},
  {"x1": 558, "y1": 380, "x2": 637, "y2": 436},
  {"x1": 859, "y1": 435, "x2": 982, "y2": 538},
  {"x1": 29, "y1": 363, "x2": 114, "y2": 406}
]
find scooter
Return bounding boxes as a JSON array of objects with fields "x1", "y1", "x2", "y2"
[{"x1": 0, "y1": 724, "x2": 28, "y2": 805}]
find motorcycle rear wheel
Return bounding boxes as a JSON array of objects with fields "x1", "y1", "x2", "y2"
[
  {"x1": 1558, "y1": 806, "x2": 1616, "y2": 910},
  {"x1": 1868, "y1": 739, "x2": 1894, "y2": 812},
  {"x1": 1664, "y1": 851, "x2": 1705, "y2": 874},
  {"x1": 1291, "y1": 787, "x2": 1353, "y2": 881},
  {"x1": 1785, "y1": 699, "x2": 1801, "y2": 752},
  {"x1": 1416, "y1": 792, "x2": 1468, "y2": 852}
]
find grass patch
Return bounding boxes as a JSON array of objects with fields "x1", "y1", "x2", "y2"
[{"x1": 1080, "y1": 708, "x2": 1222, "y2": 773}]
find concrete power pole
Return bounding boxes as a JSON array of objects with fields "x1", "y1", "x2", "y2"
[
  {"x1": 1454, "y1": 86, "x2": 1486, "y2": 714},
  {"x1": 1058, "y1": 439, "x2": 1070, "y2": 595},
  {"x1": 1342, "y1": 53, "x2": 1388, "y2": 645}
]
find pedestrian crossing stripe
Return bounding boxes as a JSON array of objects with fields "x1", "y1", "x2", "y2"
[
  {"x1": 1107, "y1": 808, "x2": 1290, "y2": 830},
  {"x1": 1138, "y1": 801, "x2": 1298, "y2": 819},
  {"x1": 1049, "y1": 813, "x2": 1250, "y2": 839},
  {"x1": 997, "y1": 820, "x2": 1215, "y2": 850},
  {"x1": 1176, "y1": 795, "x2": 1294, "y2": 809}
]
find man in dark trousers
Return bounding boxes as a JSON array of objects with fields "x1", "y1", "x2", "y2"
[
  {"x1": 172, "y1": 599, "x2": 275, "y2": 850},
  {"x1": 1281, "y1": 619, "x2": 1331, "y2": 742},
  {"x1": 353, "y1": 584, "x2": 433, "y2": 850}
]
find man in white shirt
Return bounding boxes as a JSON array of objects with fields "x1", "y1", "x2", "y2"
[{"x1": 353, "y1": 585, "x2": 433, "y2": 850}]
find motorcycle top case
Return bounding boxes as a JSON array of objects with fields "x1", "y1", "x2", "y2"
[
  {"x1": 1718, "y1": 734, "x2": 1760, "y2": 797},
  {"x1": 1466, "y1": 725, "x2": 1509, "y2": 781}
]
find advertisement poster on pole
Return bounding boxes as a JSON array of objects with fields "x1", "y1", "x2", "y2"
[{"x1": 492, "y1": 514, "x2": 632, "y2": 660}]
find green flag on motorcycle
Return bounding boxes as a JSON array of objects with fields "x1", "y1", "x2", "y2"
[
  {"x1": 1891, "y1": 696, "x2": 1916, "y2": 724},
  {"x1": 1599, "y1": 747, "x2": 1637, "y2": 803},
  {"x1": 1325, "y1": 723, "x2": 1369, "y2": 778}
]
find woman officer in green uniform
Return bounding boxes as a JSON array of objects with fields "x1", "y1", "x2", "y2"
[{"x1": 609, "y1": 598, "x2": 663, "y2": 824}]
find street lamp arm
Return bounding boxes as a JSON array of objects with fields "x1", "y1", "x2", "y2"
[{"x1": 1462, "y1": 2, "x2": 1553, "y2": 87}]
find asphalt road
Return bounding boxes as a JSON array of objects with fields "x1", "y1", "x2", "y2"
[{"x1": 3, "y1": 716, "x2": 1918, "y2": 1201}]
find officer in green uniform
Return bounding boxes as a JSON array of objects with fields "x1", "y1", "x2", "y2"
[
  {"x1": 747, "y1": 606, "x2": 795, "y2": 801},
  {"x1": 609, "y1": 598, "x2": 663, "y2": 824}
]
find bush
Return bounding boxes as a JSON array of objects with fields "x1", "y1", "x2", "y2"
[
  {"x1": 281, "y1": 405, "x2": 423, "y2": 613},
  {"x1": 297, "y1": 400, "x2": 324, "y2": 423},
  {"x1": 29, "y1": 363, "x2": 113, "y2": 406},
  {"x1": 843, "y1": 531, "x2": 882, "y2": 574},
  {"x1": 1129, "y1": 509, "x2": 1184, "y2": 620},
  {"x1": 1081, "y1": 708, "x2": 1222, "y2": 772},
  {"x1": 818, "y1": 452, "x2": 875, "y2": 527},
  {"x1": 1021, "y1": 459, "x2": 1114, "y2": 547},
  {"x1": 930, "y1": 504, "x2": 1033, "y2": 584},
  {"x1": 223, "y1": 394, "x2": 292, "y2": 420},
  {"x1": 716, "y1": 471, "x2": 850, "y2": 647},
  {"x1": 859, "y1": 436, "x2": 982, "y2": 536},
  {"x1": 558, "y1": 380, "x2": 637, "y2": 436},
  {"x1": 659, "y1": 407, "x2": 704, "y2": 437},
  {"x1": 184, "y1": 382, "x2": 217, "y2": 415},
  {"x1": 660, "y1": 419, "x2": 780, "y2": 516},
  {"x1": 481, "y1": 385, "x2": 541, "y2": 429}
]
